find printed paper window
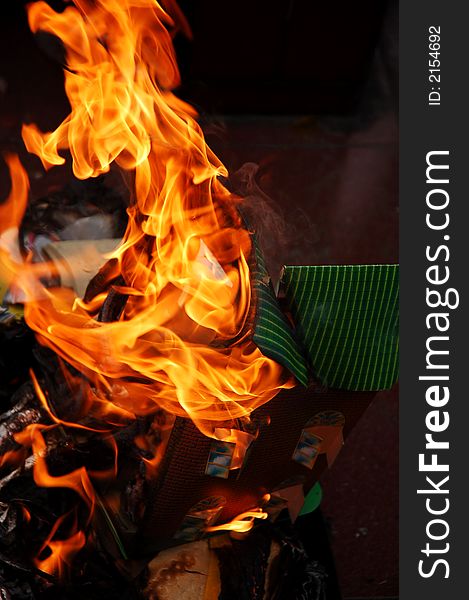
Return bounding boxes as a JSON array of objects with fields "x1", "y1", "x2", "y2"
[
  {"x1": 292, "y1": 430, "x2": 323, "y2": 469},
  {"x1": 205, "y1": 440, "x2": 236, "y2": 479}
]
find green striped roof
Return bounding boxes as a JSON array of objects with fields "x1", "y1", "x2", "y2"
[
  {"x1": 251, "y1": 245, "x2": 309, "y2": 386},
  {"x1": 281, "y1": 265, "x2": 399, "y2": 391}
]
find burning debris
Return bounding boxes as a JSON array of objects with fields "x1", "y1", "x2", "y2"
[
  {"x1": 0, "y1": 0, "x2": 398, "y2": 598},
  {"x1": 0, "y1": 0, "x2": 294, "y2": 593}
]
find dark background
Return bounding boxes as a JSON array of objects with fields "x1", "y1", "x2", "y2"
[{"x1": 0, "y1": 1, "x2": 398, "y2": 598}]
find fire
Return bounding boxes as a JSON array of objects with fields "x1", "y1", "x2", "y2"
[
  {"x1": 2, "y1": 0, "x2": 291, "y2": 433},
  {"x1": 13, "y1": 423, "x2": 97, "y2": 508},
  {"x1": 35, "y1": 513, "x2": 86, "y2": 578},
  {"x1": 0, "y1": 0, "x2": 293, "y2": 574},
  {"x1": 206, "y1": 496, "x2": 271, "y2": 534}
]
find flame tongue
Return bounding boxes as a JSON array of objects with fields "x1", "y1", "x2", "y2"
[{"x1": 35, "y1": 512, "x2": 86, "y2": 578}]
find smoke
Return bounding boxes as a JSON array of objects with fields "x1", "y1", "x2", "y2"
[{"x1": 228, "y1": 162, "x2": 315, "y2": 286}]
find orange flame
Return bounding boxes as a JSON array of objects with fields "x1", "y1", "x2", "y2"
[
  {"x1": 22, "y1": 504, "x2": 32, "y2": 523},
  {"x1": 14, "y1": 423, "x2": 96, "y2": 509},
  {"x1": 205, "y1": 509, "x2": 267, "y2": 534},
  {"x1": 206, "y1": 497, "x2": 271, "y2": 534},
  {"x1": 35, "y1": 513, "x2": 86, "y2": 578},
  {"x1": 0, "y1": 0, "x2": 292, "y2": 436},
  {"x1": 0, "y1": 448, "x2": 27, "y2": 469}
]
